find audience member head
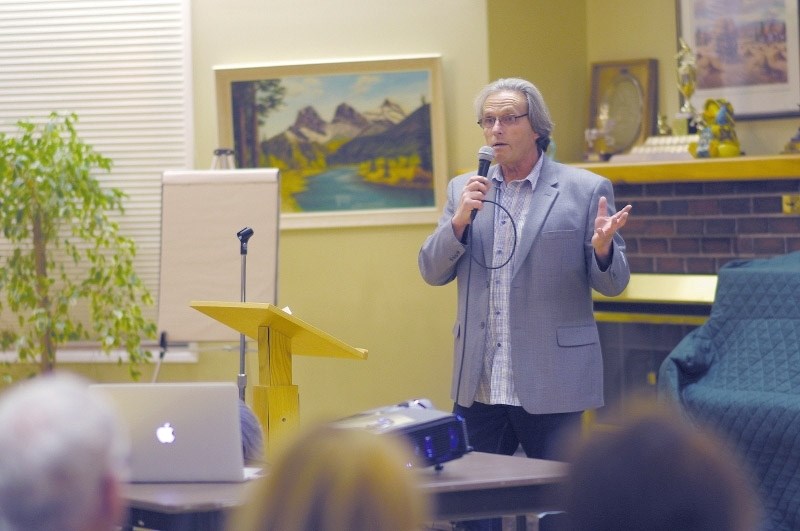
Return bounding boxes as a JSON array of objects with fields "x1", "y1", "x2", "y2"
[
  {"x1": 239, "y1": 399, "x2": 264, "y2": 464},
  {"x1": 562, "y1": 401, "x2": 761, "y2": 531},
  {"x1": 228, "y1": 423, "x2": 429, "y2": 531},
  {"x1": 0, "y1": 371, "x2": 130, "y2": 531}
]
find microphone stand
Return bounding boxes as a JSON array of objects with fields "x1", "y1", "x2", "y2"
[{"x1": 237, "y1": 227, "x2": 254, "y2": 401}]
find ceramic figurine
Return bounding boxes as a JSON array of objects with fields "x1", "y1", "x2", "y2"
[{"x1": 690, "y1": 98, "x2": 741, "y2": 158}]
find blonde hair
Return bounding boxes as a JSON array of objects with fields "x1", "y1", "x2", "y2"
[{"x1": 229, "y1": 424, "x2": 429, "y2": 531}]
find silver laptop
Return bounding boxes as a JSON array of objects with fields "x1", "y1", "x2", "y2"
[{"x1": 89, "y1": 382, "x2": 247, "y2": 483}]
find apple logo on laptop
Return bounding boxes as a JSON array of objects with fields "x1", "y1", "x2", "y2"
[{"x1": 156, "y1": 422, "x2": 176, "y2": 444}]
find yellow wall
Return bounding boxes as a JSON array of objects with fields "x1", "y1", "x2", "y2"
[
  {"x1": 38, "y1": 0, "x2": 799, "y2": 430},
  {"x1": 487, "y1": 0, "x2": 797, "y2": 163},
  {"x1": 76, "y1": 0, "x2": 490, "y2": 428},
  {"x1": 589, "y1": 0, "x2": 797, "y2": 156},
  {"x1": 487, "y1": 0, "x2": 589, "y2": 163},
  {"x1": 189, "y1": 0, "x2": 489, "y2": 426}
]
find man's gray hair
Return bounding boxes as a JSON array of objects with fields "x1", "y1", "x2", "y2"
[{"x1": 474, "y1": 78, "x2": 554, "y2": 152}]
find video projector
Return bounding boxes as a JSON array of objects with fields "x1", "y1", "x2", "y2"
[{"x1": 330, "y1": 399, "x2": 471, "y2": 469}]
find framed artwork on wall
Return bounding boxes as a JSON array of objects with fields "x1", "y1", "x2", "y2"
[
  {"x1": 677, "y1": 0, "x2": 800, "y2": 120},
  {"x1": 215, "y1": 55, "x2": 448, "y2": 229},
  {"x1": 587, "y1": 59, "x2": 658, "y2": 157}
]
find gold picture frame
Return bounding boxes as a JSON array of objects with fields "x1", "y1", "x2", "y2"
[
  {"x1": 677, "y1": 0, "x2": 800, "y2": 120},
  {"x1": 588, "y1": 59, "x2": 658, "y2": 155},
  {"x1": 214, "y1": 55, "x2": 448, "y2": 230}
]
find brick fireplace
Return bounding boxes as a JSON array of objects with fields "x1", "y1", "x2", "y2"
[{"x1": 578, "y1": 155, "x2": 800, "y2": 417}]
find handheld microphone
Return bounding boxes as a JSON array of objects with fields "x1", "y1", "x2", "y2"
[
  {"x1": 461, "y1": 146, "x2": 495, "y2": 244},
  {"x1": 472, "y1": 146, "x2": 495, "y2": 221},
  {"x1": 477, "y1": 145, "x2": 494, "y2": 177}
]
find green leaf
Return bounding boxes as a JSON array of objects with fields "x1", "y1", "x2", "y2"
[{"x1": 0, "y1": 112, "x2": 154, "y2": 378}]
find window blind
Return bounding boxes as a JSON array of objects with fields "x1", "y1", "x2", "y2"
[{"x1": 0, "y1": 0, "x2": 192, "y2": 335}]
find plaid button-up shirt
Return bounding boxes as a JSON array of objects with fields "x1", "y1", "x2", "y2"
[{"x1": 475, "y1": 156, "x2": 542, "y2": 405}]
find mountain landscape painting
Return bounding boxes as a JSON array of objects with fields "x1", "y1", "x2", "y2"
[{"x1": 224, "y1": 60, "x2": 440, "y2": 221}]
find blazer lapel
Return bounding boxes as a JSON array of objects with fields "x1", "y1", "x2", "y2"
[
  {"x1": 472, "y1": 162, "x2": 559, "y2": 277},
  {"x1": 512, "y1": 161, "x2": 558, "y2": 279}
]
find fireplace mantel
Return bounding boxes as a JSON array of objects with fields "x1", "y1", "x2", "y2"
[
  {"x1": 574, "y1": 154, "x2": 800, "y2": 183},
  {"x1": 580, "y1": 154, "x2": 800, "y2": 323}
]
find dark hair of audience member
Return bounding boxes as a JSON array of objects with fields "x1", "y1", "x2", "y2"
[{"x1": 562, "y1": 401, "x2": 761, "y2": 531}]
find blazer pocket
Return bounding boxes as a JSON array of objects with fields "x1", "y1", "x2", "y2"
[
  {"x1": 543, "y1": 229, "x2": 577, "y2": 240},
  {"x1": 556, "y1": 324, "x2": 599, "y2": 347}
]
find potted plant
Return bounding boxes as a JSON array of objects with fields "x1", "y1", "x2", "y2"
[{"x1": 0, "y1": 112, "x2": 156, "y2": 377}]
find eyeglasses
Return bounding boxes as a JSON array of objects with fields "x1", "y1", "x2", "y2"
[{"x1": 477, "y1": 113, "x2": 528, "y2": 129}]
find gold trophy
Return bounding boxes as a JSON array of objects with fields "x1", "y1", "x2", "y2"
[
  {"x1": 584, "y1": 102, "x2": 614, "y2": 162},
  {"x1": 676, "y1": 38, "x2": 698, "y2": 132}
]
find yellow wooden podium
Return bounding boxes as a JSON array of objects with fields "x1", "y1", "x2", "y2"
[{"x1": 190, "y1": 301, "x2": 367, "y2": 458}]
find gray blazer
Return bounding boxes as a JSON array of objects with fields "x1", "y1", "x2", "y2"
[{"x1": 419, "y1": 156, "x2": 630, "y2": 414}]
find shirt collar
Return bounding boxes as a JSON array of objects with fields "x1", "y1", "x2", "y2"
[{"x1": 491, "y1": 153, "x2": 544, "y2": 190}]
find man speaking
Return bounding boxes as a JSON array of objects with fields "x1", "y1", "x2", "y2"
[{"x1": 418, "y1": 77, "x2": 632, "y2": 511}]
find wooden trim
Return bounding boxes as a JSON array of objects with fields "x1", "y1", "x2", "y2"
[
  {"x1": 594, "y1": 312, "x2": 708, "y2": 325},
  {"x1": 592, "y1": 274, "x2": 715, "y2": 324},
  {"x1": 575, "y1": 154, "x2": 800, "y2": 183},
  {"x1": 593, "y1": 273, "x2": 717, "y2": 305}
]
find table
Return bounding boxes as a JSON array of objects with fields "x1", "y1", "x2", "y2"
[{"x1": 123, "y1": 451, "x2": 568, "y2": 531}]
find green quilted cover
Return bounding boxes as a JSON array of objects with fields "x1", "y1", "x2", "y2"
[{"x1": 659, "y1": 251, "x2": 800, "y2": 531}]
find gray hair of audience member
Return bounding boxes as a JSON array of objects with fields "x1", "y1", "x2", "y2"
[
  {"x1": 473, "y1": 77, "x2": 554, "y2": 153},
  {"x1": 239, "y1": 400, "x2": 264, "y2": 463},
  {"x1": 562, "y1": 403, "x2": 761, "y2": 531},
  {"x1": 0, "y1": 372, "x2": 130, "y2": 531}
]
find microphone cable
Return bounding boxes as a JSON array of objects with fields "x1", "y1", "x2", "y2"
[
  {"x1": 151, "y1": 331, "x2": 168, "y2": 383},
  {"x1": 453, "y1": 197, "x2": 517, "y2": 407}
]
